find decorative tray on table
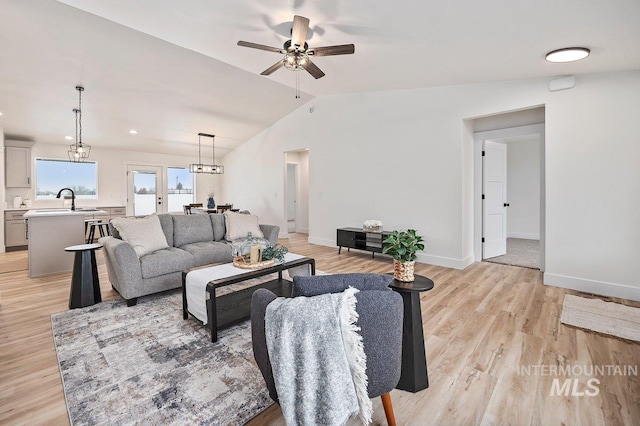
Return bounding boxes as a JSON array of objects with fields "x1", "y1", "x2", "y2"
[{"x1": 232, "y1": 256, "x2": 275, "y2": 270}]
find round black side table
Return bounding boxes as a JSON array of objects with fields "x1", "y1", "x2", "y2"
[
  {"x1": 388, "y1": 274, "x2": 434, "y2": 393},
  {"x1": 65, "y1": 243, "x2": 103, "y2": 309}
]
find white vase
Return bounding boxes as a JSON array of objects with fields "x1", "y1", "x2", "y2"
[{"x1": 13, "y1": 196, "x2": 22, "y2": 209}]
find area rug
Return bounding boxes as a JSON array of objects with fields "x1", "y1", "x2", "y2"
[
  {"x1": 484, "y1": 238, "x2": 539, "y2": 269},
  {"x1": 560, "y1": 294, "x2": 640, "y2": 342},
  {"x1": 51, "y1": 290, "x2": 272, "y2": 425}
]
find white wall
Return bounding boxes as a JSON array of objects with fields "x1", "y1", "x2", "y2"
[
  {"x1": 505, "y1": 136, "x2": 541, "y2": 239},
  {"x1": 4, "y1": 143, "x2": 220, "y2": 214},
  {"x1": 222, "y1": 70, "x2": 640, "y2": 301},
  {"x1": 0, "y1": 128, "x2": 5, "y2": 253}
]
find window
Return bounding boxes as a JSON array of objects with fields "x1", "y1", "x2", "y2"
[
  {"x1": 35, "y1": 158, "x2": 98, "y2": 200},
  {"x1": 167, "y1": 167, "x2": 194, "y2": 212}
]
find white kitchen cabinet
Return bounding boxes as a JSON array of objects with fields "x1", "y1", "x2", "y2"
[
  {"x1": 4, "y1": 210, "x2": 28, "y2": 248},
  {"x1": 5, "y1": 146, "x2": 32, "y2": 188}
]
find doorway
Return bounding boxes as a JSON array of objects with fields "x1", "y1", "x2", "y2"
[
  {"x1": 286, "y1": 163, "x2": 297, "y2": 233},
  {"x1": 127, "y1": 165, "x2": 164, "y2": 216},
  {"x1": 474, "y1": 123, "x2": 545, "y2": 270},
  {"x1": 283, "y1": 150, "x2": 310, "y2": 237}
]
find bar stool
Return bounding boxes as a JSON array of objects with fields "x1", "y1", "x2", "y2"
[
  {"x1": 84, "y1": 218, "x2": 102, "y2": 241},
  {"x1": 87, "y1": 221, "x2": 111, "y2": 243},
  {"x1": 65, "y1": 243, "x2": 103, "y2": 309}
]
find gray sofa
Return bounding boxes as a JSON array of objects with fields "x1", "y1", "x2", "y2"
[{"x1": 100, "y1": 213, "x2": 279, "y2": 306}]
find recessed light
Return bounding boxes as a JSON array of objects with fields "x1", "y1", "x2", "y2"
[
  {"x1": 0, "y1": 112, "x2": 3, "y2": 116},
  {"x1": 545, "y1": 47, "x2": 590, "y2": 63},
  {"x1": 129, "y1": 129, "x2": 138, "y2": 135},
  {"x1": 65, "y1": 136, "x2": 73, "y2": 140}
]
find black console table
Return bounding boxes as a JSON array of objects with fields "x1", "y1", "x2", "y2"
[{"x1": 337, "y1": 227, "x2": 392, "y2": 258}]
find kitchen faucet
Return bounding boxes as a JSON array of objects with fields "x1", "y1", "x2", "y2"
[{"x1": 56, "y1": 188, "x2": 76, "y2": 211}]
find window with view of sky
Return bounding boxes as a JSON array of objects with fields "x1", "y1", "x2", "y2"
[{"x1": 35, "y1": 159, "x2": 97, "y2": 199}]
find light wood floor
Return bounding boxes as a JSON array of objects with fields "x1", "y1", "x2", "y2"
[{"x1": 1, "y1": 234, "x2": 638, "y2": 425}]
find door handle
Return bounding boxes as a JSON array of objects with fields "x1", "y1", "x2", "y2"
[{"x1": 504, "y1": 203, "x2": 510, "y2": 207}]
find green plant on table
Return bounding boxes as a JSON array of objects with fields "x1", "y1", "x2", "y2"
[
  {"x1": 261, "y1": 244, "x2": 289, "y2": 263},
  {"x1": 382, "y1": 229, "x2": 425, "y2": 262}
]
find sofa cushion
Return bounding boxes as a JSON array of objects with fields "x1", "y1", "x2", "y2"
[
  {"x1": 108, "y1": 213, "x2": 174, "y2": 247},
  {"x1": 179, "y1": 241, "x2": 233, "y2": 267},
  {"x1": 224, "y1": 211, "x2": 264, "y2": 241},
  {"x1": 111, "y1": 214, "x2": 170, "y2": 257},
  {"x1": 210, "y1": 214, "x2": 226, "y2": 242},
  {"x1": 158, "y1": 214, "x2": 174, "y2": 247},
  {"x1": 140, "y1": 247, "x2": 195, "y2": 279},
  {"x1": 173, "y1": 214, "x2": 214, "y2": 247},
  {"x1": 292, "y1": 273, "x2": 394, "y2": 297}
]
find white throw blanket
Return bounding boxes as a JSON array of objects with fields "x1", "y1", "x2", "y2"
[{"x1": 265, "y1": 287, "x2": 372, "y2": 426}]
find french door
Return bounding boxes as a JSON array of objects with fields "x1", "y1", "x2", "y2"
[{"x1": 126, "y1": 165, "x2": 164, "y2": 216}]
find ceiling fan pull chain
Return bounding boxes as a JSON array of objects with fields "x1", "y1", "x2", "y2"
[{"x1": 296, "y1": 72, "x2": 300, "y2": 99}]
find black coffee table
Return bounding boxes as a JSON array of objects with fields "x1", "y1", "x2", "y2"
[
  {"x1": 183, "y1": 256, "x2": 316, "y2": 342},
  {"x1": 388, "y1": 274, "x2": 434, "y2": 392}
]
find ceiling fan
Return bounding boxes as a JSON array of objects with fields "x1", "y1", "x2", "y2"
[{"x1": 237, "y1": 15, "x2": 355, "y2": 79}]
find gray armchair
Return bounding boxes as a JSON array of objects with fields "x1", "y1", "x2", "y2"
[{"x1": 251, "y1": 273, "x2": 403, "y2": 426}]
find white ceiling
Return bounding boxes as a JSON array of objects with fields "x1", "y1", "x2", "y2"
[{"x1": 1, "y1": 0, "x2": 639, "y2": 157}]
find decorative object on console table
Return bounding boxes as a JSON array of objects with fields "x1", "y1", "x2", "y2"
[
  {"x1": 363, "y1": 219, "x2": 383, "y2": 233},
  {"x1": 383, "y1": 229, "x2": 425, "y2": 282}
]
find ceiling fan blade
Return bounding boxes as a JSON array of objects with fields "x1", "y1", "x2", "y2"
[
  {"x1": 237, "y1": 40, "x2": 284, "y2": 54},
  {"x1": 302, "y1": 59, "x2": 325, "y2": 79},
  {"x1": 308, "y1": 44, "x2": 355, "y2": 57},
  {"x1": 291, "y1": 15, "x2": 310, "y2": 49},
  {"x1": 261, "y1": 60, "x2": 285, "y2": 76}
]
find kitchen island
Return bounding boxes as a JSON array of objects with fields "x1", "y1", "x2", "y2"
[{"x1": 23, "y1": 209, "x2": 106, "y2": 277}]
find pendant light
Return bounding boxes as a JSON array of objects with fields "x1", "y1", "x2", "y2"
[
  {"x1": 189, "y1": 133, "x2": 224, "y2": 174},
  {"x1": 68, "y1": 86, "x2": 91, "y2": 162}
]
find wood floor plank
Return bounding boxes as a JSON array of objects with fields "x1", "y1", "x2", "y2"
[{"x1": 1, "y1": 234, "x2": 638, "y2": 425}]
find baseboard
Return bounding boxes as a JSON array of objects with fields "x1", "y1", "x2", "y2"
[
  {"x1": 462, "y1": 255, "x2": 475, "y2": 269},
  {"x1": 296, "y1": 227, "x2": 309, "y2": 234},
  {"x1": 307, "y1": 236, "x2": 336, "y2": 247},
  {"x1": 544, "y1": 273, "x2": 640, "y2": 302},
  {"x1": 507, "y1": 232, "x2": 539, "y2": 240},
  {"x1": 415, "y1": 253, "x2": 470, "y2": 270}
]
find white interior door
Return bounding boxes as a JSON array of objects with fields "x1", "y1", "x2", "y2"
[
  {"x1": 127, "y1": 165, "x2": 164, "y2": 216},
  {"x1": 483, "y1": 141, "x2": 508, "y2": 258},
  {"x1": 286, "y1": 163, "x2": 297, "y2": 232}
]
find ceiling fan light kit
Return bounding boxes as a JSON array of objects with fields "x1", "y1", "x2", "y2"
[
  {"x1": 237, "y1": 15, "x2": 355, "y2": 83},
  {"x1": 545, "y1": 47, "x2": 590, "y2": 63}
]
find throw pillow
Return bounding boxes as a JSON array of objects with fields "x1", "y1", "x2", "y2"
[
  {"x1": 224, "y1": 211, "x2": 264, "y2": 241},
  {"x1": 111, "y1": 214, "x2": 169, "y2": 257}
]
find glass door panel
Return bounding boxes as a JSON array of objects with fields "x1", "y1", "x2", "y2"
[{"x1": 127, "y1": 165, "x2": 163, "y2": 216}]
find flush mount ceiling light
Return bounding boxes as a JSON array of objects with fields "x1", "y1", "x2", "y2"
[
  {"x1": 545, "y1": 47, "x2": 590, "y2": 63},
  {"x1": 68, "y1": 86, "x2": 91, "y2": 162},
  {"x1": 129, "y1": 129, "x2": 138, "y2": 135},
  {"x1": 189, "y1": 133, "x2": 224, "y2": 174}
]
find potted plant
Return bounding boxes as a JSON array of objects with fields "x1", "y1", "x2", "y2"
[{"x1": 382, "y1": 229, "x2": 425, "y2": 282}]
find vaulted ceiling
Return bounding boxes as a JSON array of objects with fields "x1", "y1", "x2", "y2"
[{"x1": 1, "y1": 0, "x2": 638, "y2": 157}]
